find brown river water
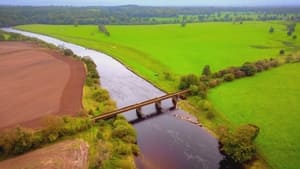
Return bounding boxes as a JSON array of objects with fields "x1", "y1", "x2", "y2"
[{"x1": 2, "y1": 28, "x2": 229, "y2": 169}]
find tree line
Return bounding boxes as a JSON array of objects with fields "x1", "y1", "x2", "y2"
[{"x1": 0, "y1": 6, "x2": 300, "y2": 27}]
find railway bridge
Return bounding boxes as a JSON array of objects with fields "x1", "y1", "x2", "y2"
[{"x1": 92, "y1": 89, "x2": 190, "y2": 121}]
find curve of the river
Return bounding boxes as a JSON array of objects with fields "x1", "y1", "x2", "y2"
[{"x1": 2, "y1": 28, "x2": 224, "y2": 169}]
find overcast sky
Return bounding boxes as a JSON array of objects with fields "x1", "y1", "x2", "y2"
[{"x1": 0, "y1": 0, "x2": 299, "y2": 7}]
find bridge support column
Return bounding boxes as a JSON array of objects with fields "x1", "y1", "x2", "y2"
[
  {"x1": 136, "y1": 107, "x2": 144, "y2": 119},
  {"x1": 155, "y1": 101, "x2": 162, "y2": 113},
  {"x1": 171, "y1": 95, "x2": 178, "y2": 110}
]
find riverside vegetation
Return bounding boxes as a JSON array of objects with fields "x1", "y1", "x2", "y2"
[{"x1": 0, "y1": 32, "x2": 138, "y2": 169}]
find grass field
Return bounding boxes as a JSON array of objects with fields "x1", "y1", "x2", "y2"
[
  {"x1": 16, "y1": 21, "x2": 300, "y2": 91},
  {"x1": 209, "y1": 63, "x2": 300, "y2": 169}
]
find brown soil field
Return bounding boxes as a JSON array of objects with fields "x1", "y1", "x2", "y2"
[
  {"x1": 0, "y1": 42, "x2": 86, "y2": 129},
  {"x1": 0, "y1": 139, "x2": 89, "y2": 169}
]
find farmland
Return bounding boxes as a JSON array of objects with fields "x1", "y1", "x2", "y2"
[
  {"x1": 209, "y1": 63, "x2": 300, "y2": 169},
  {"x1": 16, "y1": 21, "x2": 300, "y2": 91}
]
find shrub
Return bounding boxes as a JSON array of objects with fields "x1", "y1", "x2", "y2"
[
  {"x1": 269, "y1": 59, "x2": 279, "y2": 67},
  {"x1": 189, "y1": 85, "x2": 199, "y2": 96},
  {"x1": 202, "y1": 65, "x2": 212, "y2": 76},
  {"x1": 293, "y1": 35, "x2": 297, "y2": 39},
  {"x1": 0, "y1": 127, "x2": 35, "y2": 155},
  {"x1": 208, "y1": 79, "x2": 219, "y2": 88},
  {"x1": 163, "y1": 72, "x2": 173, "y2": 81},
  {"x1": 93, "y1": 88, "x2": 110, "y2": 102},
  {"x1": 112, "y1": 119, "x2": 136, "y2": 144},
  {"x1": 63, "y1": 48, "x2": 74, "y2": 56},
  {"x1": 224, "y1": 73, "x2": 235, "y2": 82},
  {"x1": 240, "y1": 63, "x2": 257, "y2": 76},
  {"x1": 115, "y1": 142, "x2": 132, "y2": 156},
  {"x1": 269, "y1": 27, "x2": 274, "y2": 33},
  {"x1": 206, "y1": 110, "x2": 215, "y2": 120},
  {"x1": 0, "y1": 33, "x2": 5, "y2": 41},
  {"x1": 280, "y1": 49, "x2": 285, "y2": 55},
  {"x1": 198, "y1": 82, "x2": 208, "y2": 98},
  {"x1": 234, "y1": 70, "x2": 246, "y2": 79},
  {"x1": 219, "y1": 124, "x2": 260, "y2": 163},
  {"x1": 179, "y1": 74, "x2": 199, "y2": 90}
]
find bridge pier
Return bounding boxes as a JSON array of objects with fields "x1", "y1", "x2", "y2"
[
  {"x1": 136, "y1": 107, "x2": 144, "y2": 119},
  {"x1": 171, "y1": 95, "x2": 179, "y2": 110},
  {"x1": 155, "y1": 101, "x2": 162, "y2": 113}
]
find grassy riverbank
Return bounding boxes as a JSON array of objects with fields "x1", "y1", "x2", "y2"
[
  {"x1": 16, "y1": 21, "x2": 300, "y2": 91},
  {"x1": 208, "y1": 63, "x2": 300, "y2": 169}
]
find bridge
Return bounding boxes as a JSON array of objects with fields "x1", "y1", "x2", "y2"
[{"x1": 92, "y1": 89, "x2": 190, "y2": 121}]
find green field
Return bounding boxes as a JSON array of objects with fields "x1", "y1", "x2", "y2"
[
  {"x1": 209, "y1": 63, "x2": 300, "y2": 169},
  {"x1": 16, "y1": 21, "x2": 300, "y2": 91}
]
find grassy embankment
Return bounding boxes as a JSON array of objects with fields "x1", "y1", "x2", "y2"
[
  {"x1": 15, "y1": 22, "x2": 300, "y2": 169},
  {"x1": 0, "y1": 31, "x2": 138, "y2": 169},
  {"x1": 16, "y1": 21, "x2": 300, "y2": 91}
]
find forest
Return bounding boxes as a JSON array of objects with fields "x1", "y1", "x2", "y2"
[{"x1": 1, "y1": 6, "x2": 300, "y2": 26}]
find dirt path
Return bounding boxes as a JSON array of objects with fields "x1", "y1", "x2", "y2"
[{"x1": 0, "y1": 42, "x2": 86, "y2": 129}]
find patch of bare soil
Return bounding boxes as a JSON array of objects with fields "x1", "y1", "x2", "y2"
[
  {"x1": 0, "y1": 139, "x2": 89, "y2": 169},
  {"x1": 0, "y1": 42, "x2": 86, "y2": 129}
]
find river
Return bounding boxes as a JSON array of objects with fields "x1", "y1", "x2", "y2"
[{"x1": 2, "y1": 28, "x2": 224, "y2": 169}]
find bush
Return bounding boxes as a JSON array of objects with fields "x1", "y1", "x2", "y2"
[
  {"x1": 202, "y1": 65, "x2": 211, "y2": 76},
  {"x1": 208, "y1": 79, "x2": 219, "y2": 88},
  {"x1": 112, "y1": 119, "x2": 136, "y2": 144},
  {"x1": 240, "y1": 63, "x2": 257, "y2": 76},
  {"x1": 280, "y1": 49, "x2": 285, "y2": 55},
  {"x1": 189, "y1": 85, "x2": 199, "y2": 96},
  {"x1": 93, "y1": 88, "x2": 110, "y2": 102},
  {"x1": 198, "y1": 82, "x2": 208, "y2": 98},
  {"x1": 206, "y1": 110, "x2": 215, "y2": 120},
  {"x1": 234, "y1": 70, "x2": 246, "y2": 79},
  {"x1": 179, "y1": 74, "x2": 199, "y2": 90},
  {"x1": 269, "y1": 27, "x2": 274, "y2": 33},
  {"x1": 0, "y1": 33, "x2": 5, "y2": 41},
  {"x1": 163, "y1": 72, "x2": 173, "y2": 81},
  {"x1": 0, "y1": 127, "x2": 35, "y2": 155},
  {"x1": 115, "y1": 142, "x2": 132, "y2": 156},
  {"x1": 63, "y1": 48, "x2": 74, "y2": 56},
  {"x1": 219, "y1": 124, "x2": 260, "y2": 163},
  {"x1": 224, "y1": 73, "x2": 235, "y2": 82},
  {"x1": 292, "y1": 35, "x2": 297, "y2": 40}
]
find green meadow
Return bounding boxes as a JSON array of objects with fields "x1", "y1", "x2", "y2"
[
  {"x1": 16, "y1": 21, "x2": 300, "y2": 91},
  {"x1": 209, "y1": 63, "x2": 300, "y2": 169}
]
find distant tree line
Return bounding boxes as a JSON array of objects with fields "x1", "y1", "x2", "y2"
[{"x1": 0, "y1": 6, "x2": 300, "y2": 27}]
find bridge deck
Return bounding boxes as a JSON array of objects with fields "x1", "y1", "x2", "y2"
[{"x1": 92, "y1": 89, "x2": 189, "y2": 121}]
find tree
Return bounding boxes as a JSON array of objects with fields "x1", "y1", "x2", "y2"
[
  {"x1": 179, "y1": 74, "x2": 199, "y2": 90},
  {"x1": 219, "y1": 124, "x2": 260, "y2": 163},
  {"x1": 269, "y1": 26, "x2": 274, "y2": 33},
  {"x1": 202, "y1": 65, "x2": 211, "y2": 76}
]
